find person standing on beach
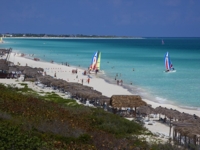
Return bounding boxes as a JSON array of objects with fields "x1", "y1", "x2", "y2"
[
  {"x1": 81, "y1": 79, "x2": 83, "y2": 85},
  {"x1": 120, "y1": 80, "x2": 123, "y2": 86},
  {"x1": 87, "y1": 78, "x2": 90, "y2": 84},
  {"x1": 54, "y1": 72, "x2": 56, "y2": 78}
]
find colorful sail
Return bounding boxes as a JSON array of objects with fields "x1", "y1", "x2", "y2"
[
  {"x1": 164, "y1": 52, "x2": 174, "y2": 71},
  {"x1": 90, "y1": 51, "x2": 98, "y2": 71},
  {"x1": 89, "y1": 51, "x2": 101, "y2": 71},
  {"x1": 162, "y1": 39, "x2": 165, "y2": 45},
  {"x1": 96, "y1": 51, "x2": 101, "y2": 70},
  {"x1": 165, "y1": 52, "x2": 170, "y2": 70}
]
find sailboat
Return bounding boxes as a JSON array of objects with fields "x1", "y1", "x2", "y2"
[
  {"x1": 164, "y1": 52, "x2": 176, "y2": 73},
  {"x1": 162, "y1": 39, "x2": 165, "y2": 45},
  {"x1": 89, "y1": 51, "x2": 101, "y2": 73},
  {"x1": 0, "y1": 37, "x2": 3, "y2": 43}
]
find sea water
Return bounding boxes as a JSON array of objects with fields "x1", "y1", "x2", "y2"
[{"x1": 1, "y1": 37, "x2": 200, "y2": 109}]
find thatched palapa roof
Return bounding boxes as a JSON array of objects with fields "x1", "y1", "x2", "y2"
[
  {"x1": 0, "y1": 49, "x2": 11, "y2": 54},
  {"x1": 137, "y1": 105, "x2": 155, "y2": 115},
  {"x1": 0, "y1": 60, "x2": 9, "y2": 71},
  {"x1": 110, "y1": 95, "x2": 147, "y2": 108}
]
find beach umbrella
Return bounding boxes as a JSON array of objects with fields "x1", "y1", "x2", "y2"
[
  {"x1": 36, "y1": 67, "x2": 44, "y2": 72},
  {"x1": 23, "y1": 68, "x2": 38, "y2": 77},
  {"x1": 98, "y1": 95, "x2": 110, "y2": 101},
  {"x1": 77, "y1": 91, "x2": 92, "y2": 99},
  {"x1": 50, "y1": 79, "x2": 63, "y2": 87},
  {"x1": 7, "y1": 61, "x2": 14, "y2": 67},
  {"x1": 165, "y1": 108, "x2": 180, "y2": 119},
  {"x1": 71, "y1": 84, "x2": 91, "y2": 93},
  {"x1": 154, "y1": 106, "x2": 169, "y2": 117},
  {"x1": 176, "y1": 112, "x2": 193, "y2": 121},
  {"x1": 0, "y1": 49, "x2": 10, "y2": 54},
  {"x1": 174, "y1": 126, "x2": 200, "y2": 145},
  {"x1": 17, "y1": 66, "x2": 30, "y2": 71},
  {"x1": 87, "y1": 92, "x2": 102, "y2": 100},
  {"x1": 154, "y1": 106, "x2": 178, "y2": 119},
  {"x1": 110, "y1": 95, "x2": 147, "y2": 117},
  {"x1": 65, "y1": 85, "x2": 74, "y2": 91},
  {"x1": 183, "y1": 118, "x2": 200, "y2": 125},
  {"x1": 137, "y1": 105, "x2": 155, "y2": 116},
  {"x1": 171, "y1": 117, "x2": 200, "y2": 139},
  {"x1": 154, "y1": 106, "x2": 163, "y2": 113},
  {"x1": 8, "y1": 66, "x2": 18, "y2": 73},
  {"x1": 0, "y1": 60, "x2": 9, "y2": 71},
  {"x1": 57, "y1": 82, "x2": 67, "y2": 89},
  {"x1": 92, "y1": 89, "x2": 102, "y2": 96},
  {"x1": 167, "y1": 109, "x2": 182, "y2": 120},
  {"x1": 110, "y1": 95, "x2": 147, "y2": 115},
  {"x1": 97, "y1": 96, "x2": 110, "y2": 105},
  {"x1": 155, "y1": 106, "x2": 179, "y2": 137},
  {"x1": 38, "y1": 75, "x2": 53, "y2": 84}
]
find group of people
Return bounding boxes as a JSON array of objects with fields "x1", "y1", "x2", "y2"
[
  {"x1": 81, "y1": 78, "x2": 90, "y2": 84},
  {"x1": 88, "y1": 67, "x2": 99, "y2": 75},
  {"x1": 61, "y1": 62, "x2": 70, "y2": 66},
  {"x1": 115, "y1": 73, "x2": 123, "y2": 86},
  {"x1": 117, "y1": 80, "x2": 123, "y2": 86},
  {"x1": 72, "y1": 69, "x2": 78, "y2": 74}
]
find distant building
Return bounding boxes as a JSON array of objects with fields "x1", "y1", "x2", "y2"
[{"x1": 5, "y1": 34, "x2": 12, "y2": 37}]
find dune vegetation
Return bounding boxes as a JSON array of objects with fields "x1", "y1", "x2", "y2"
[{"x1": 0, "y1": 83, "x2": 184, "y2": 149}]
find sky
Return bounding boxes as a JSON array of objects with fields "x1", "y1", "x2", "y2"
[{"x1": 0, "y1": 0, "x2": 200, "y2": 37}]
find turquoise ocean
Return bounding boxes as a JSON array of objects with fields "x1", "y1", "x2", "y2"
[{"x1": 1, "y1": 38, "x2": 200, "y2": 109}]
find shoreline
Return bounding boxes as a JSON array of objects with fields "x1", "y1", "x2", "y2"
[
  {"x1": 3, "y1": 37, "x2": 144, "y2": 40},
  {"x1": 4, "y1": 38, "x2": 199, "y2": 111},
  {"x1": 5, "y1": 52, "x2": 200, "y2": 117}
]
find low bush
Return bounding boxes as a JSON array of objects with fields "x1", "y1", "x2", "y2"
[{"x1": 0, "y1": 83, "x2": 183, "y2": 149}]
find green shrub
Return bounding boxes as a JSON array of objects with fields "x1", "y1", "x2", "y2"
[
  {"x1": 87, "y1": 108, "x2": 145, "y2": 137},
  {"x1": 0, "y1": 121, "x2": 44, "y2": 149},
  {"x1": 0, "y1": 83, "x2": 183, "y2": 149}
]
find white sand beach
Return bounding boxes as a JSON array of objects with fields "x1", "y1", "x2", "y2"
[{"x1": 1, "y1": 52, "x2": 200, "y2": 139}]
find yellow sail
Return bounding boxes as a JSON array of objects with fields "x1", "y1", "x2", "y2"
[
  {"x1": 96, "y1": 51, "x2": 101, "y2": 70},
  {"x1": 0, "y1": 37, "x2": 3, "y2": 43}
]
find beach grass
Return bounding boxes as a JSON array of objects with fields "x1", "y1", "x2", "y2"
[{"x1": 0, "y1": 83, "x2": 187, "y2": 149}]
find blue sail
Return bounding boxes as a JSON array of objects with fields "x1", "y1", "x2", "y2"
[
  {"x1": 90, "y1": 51, "x2": 98, "y2": 71},
  {"x1": 164, "y1": 52, "x2": 175, "y2": 72}
]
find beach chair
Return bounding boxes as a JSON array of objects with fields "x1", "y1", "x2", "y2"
[
  {"x1": 148, "y1": 120, "x2": 154, "y2": 125},
  {"x1": 143, "y1": 119, "x2": 150, "y2": 124},
  {"x1": 160, "y1": 133, "x2": 165, "y2": 138},
  {"x1": 154, "y1": 132, "x2": 160, "y2": 137},
  {"x1": 85, "y1": 100, "x2": 90, "y2": 106}
]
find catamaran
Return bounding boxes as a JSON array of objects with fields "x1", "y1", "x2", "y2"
[
  {"x1": 162, "y1": 39, "x2": 165, "y2": 45},
  {"x1": 164, "y1": 52, "x2": 176, "y2": 73},
  {"x1": 89, "y1": 51, "x2": 101, "y2": 73},
  {"x1": 0, "y1": 37, "x2": 3, "y2": 43}
]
